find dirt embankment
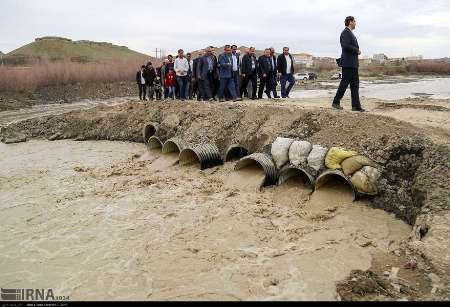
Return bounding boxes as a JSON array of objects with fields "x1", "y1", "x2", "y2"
[
  {"x1": 0, "y1": 81, "x2": 136, "y2": 111},
  {"x1": 2, "y1": 100, "x2": 449, "y2": 294}
]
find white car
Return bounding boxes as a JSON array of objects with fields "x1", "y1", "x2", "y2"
[
  {"x1": 294, "y1": 73, "x2": 309, "y2": 81},
  {"x1": 331, "y1": 72, "x2": 342, "y2": 80}
]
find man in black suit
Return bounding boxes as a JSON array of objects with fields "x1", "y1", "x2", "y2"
[
  {"x1": 332, "y1": 16, "x2": 365, "y2": 112},
  {"x1": 192, "y1": 51, "x2": 203, "y2": 101},
  {"x1": 277, "y1": 47, "x2": 295, "y2": 98},
  {"x1": 269, "y1": 48, "x2": 280, "y2": 98},
  {"x1": 258, "y1": 49, "x2": 273, "y2": 99},
  {"x1": 240, "y1": 47, "x2": 258, "y2": 99}
]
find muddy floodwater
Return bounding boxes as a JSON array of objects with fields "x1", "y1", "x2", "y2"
[
  {"x1": 0, "y1": 140, "x2": 412, "y2": 301},
  {"x1": 291, "y1": 77, "x2": 450, "y2": 100}
]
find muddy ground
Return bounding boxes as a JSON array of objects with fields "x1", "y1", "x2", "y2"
[
  {"x1": 0, "y1": 96, "x2": 449, "y2": 301},
  {"x1": 0, "y1": 81, "x2": 136, "y2": 112}
]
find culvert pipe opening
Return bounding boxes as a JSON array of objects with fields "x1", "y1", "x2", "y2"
[
  {"x1": 147, "y1": 136, "x2": 163, "y2": 151},
  {"x1": 162, "y1": 139, "x2": 183, "y2": 155},
  {"x1": 315, "y1": 170, "x2": 357, "y2": 201},
  {"x1": 234, "y1": 153, "x2": 278, "y2": 188},
  {"x1": 278, "y1": 166, "x2": 315, "y2": 189},
  {"x1": 179, "y1": 149, "x2": 200, "y2": 167},
  {"x1": 225, "y1": 145, "x2": 249, "y2": 162},
  {"x1": 179, "y1": 144, "x2": 224, "y2": 170},
  {"x1": 143, "y1": 123, "x2": 157, "y2": 144}
]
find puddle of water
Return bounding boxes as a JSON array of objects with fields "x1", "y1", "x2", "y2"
[{"x1": 291, "y1": 77, "x2": 450, "y2": 100}]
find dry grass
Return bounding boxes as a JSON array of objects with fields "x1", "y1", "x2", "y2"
[
  {"x1": 0, "y1": 59, "x2": 159, "y2": 92},
  {"x1": 364, "y1": 61, "x2": 450, "y2": 76},
  {"x1": 406, "y1": 61, "x2": 450, "y2": 74}
]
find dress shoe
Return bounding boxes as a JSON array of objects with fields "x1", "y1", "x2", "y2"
[
  {"x1": 332, "y1": 104, "x2": 343, "y2": 110},
  {"x1": 352, "y1": 108, "x2": 366, "y2": 112}
]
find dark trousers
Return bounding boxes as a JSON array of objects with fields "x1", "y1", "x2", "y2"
[
  {"x1": 199, "y1": 72, "x2": 214, "y2": 100},
  {"x1": 164, "y1": 87, "x2": 169, "y2": 99},
  {"x1": 197, "y1": 79, "x2": 206, "y2": 100},
  {"x1": 280, "y1": 73, "x2": 295, "y2": 98},
  {"x1": 232, "y1": 71, "x2": 240, "y2": 98},
  {"x1": 269, "y1": 71, "x2": 278, "y2": 97},
  {"x1": 186, "y1": 77, "x2": 193, "y2": 99},
  {"x1": 333, "y1": 68, "x2": 361, "y2": 109},
  {"x1": 219, "y1": 77, "x2": 237, "y2": 99},
  {"x1": 146, "y1": 85, "x2": 154, "y2": 100},
  {"x1": 258, "y1": 75, "x2": 272, "y2": 99},
  {"x1": 192, "y1": 79, "x2": 201, "y2": 100},
  {"x1": 176, "y1": 76, "x2": 188, "y2": 99},
  {"x1": 240, "y1": 72, "x2": 257, "y2": 98},
  {"x1": 138, "y1": 84, "x2": 146, "y2": 100},
  {"x1": 213, "y1": 78, "x2": 219, "y2": 99}
]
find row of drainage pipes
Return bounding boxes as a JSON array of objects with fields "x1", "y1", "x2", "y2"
[{"x1": 143, "y1": 123, "x2": 360, "y2": 200}]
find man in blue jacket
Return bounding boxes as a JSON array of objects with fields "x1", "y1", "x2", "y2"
[
  {"x1": 218, "y1": 45, "x2": 242, "y2": 102},
  {"x1": 332, "y1": 16, "x2": 365, "y2": 112}
]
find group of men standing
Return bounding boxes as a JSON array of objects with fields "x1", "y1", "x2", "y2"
[
  {"x1": 193, "y1": 45, "x2": 297, "y2": 101},
  {"x1": 137, "y1": 45, "x2": 298, "y2": 102}
]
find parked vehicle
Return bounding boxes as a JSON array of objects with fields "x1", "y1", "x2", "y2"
[
  {"x1": 331, "y1": 72, "x2": 342, "y2": 80},
  {"x1": 308, "y1": 72, "x2": 318, "y2": 81},
  {"x1": 294, "y1": 73, "x2": 309, "y2": 81}
]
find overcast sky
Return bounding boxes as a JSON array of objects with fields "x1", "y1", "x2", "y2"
[{"x1": 1, "y1": 0, "x2": 450, "y2": 59}]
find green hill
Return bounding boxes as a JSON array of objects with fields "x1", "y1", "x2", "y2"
[{"x1": 6, "y1": 36, "x2": 151, "y2": 64}]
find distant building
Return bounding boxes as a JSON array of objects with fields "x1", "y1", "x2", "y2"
[
  {"x1": 387, "y1": 57, "x2": 406, "y2": 65},
  {"x1": 405, "y1": 55, "x2": 423, "y2": 61},
  {"x1": 373, "y1": 53, "x2": 389, "y2": 64},
  {"x1": 293, "y1": 53, "x2": 314, "y2": 67},
  {"x1": 313, "y1": 56, "x2": 335, "y2": 62},
  {"x1": 359, "y1": 55, "x2": 373, "y2": 66}
]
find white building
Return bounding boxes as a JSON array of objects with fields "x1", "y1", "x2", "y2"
[
  {"x1": 405, "y1": 55, "x2": 423, "y2": 61},
  {"x1": 373, "y1": 53, "x2": 389, "y2": 64},
  {"x1": 293, "y1": 53, "x2": 314, "y2": 67}
]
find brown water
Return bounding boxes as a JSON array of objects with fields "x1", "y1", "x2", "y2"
[
  {"x1": 273, "y1": 177, "x2": 313, "y2": 208},
  {"x1": 223, "y1": 164, "x2": 266, "y2": 192},
  {"x1": 0, "y1": 140, "x2": 412, "y2": 301},
  {"x1": 148, "y1": 153, "x2": 179, "y2": 172}
]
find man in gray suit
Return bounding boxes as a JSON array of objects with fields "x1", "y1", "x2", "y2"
[{"x1": 332, "y1": 16, "x2": 365, "y2": 112}]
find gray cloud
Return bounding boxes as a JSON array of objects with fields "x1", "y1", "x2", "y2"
[{"x1": 0, "y1": 0, "x2": 449, "y2": 58}]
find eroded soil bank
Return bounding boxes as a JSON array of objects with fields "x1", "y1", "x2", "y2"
[{"x1": 1, "y1": 100, "x2": 449, "y2": 300}]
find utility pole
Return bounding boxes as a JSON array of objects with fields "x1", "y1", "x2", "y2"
[{"x1": 154, "y1": 48, "x2": 167, "y2": 59}]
